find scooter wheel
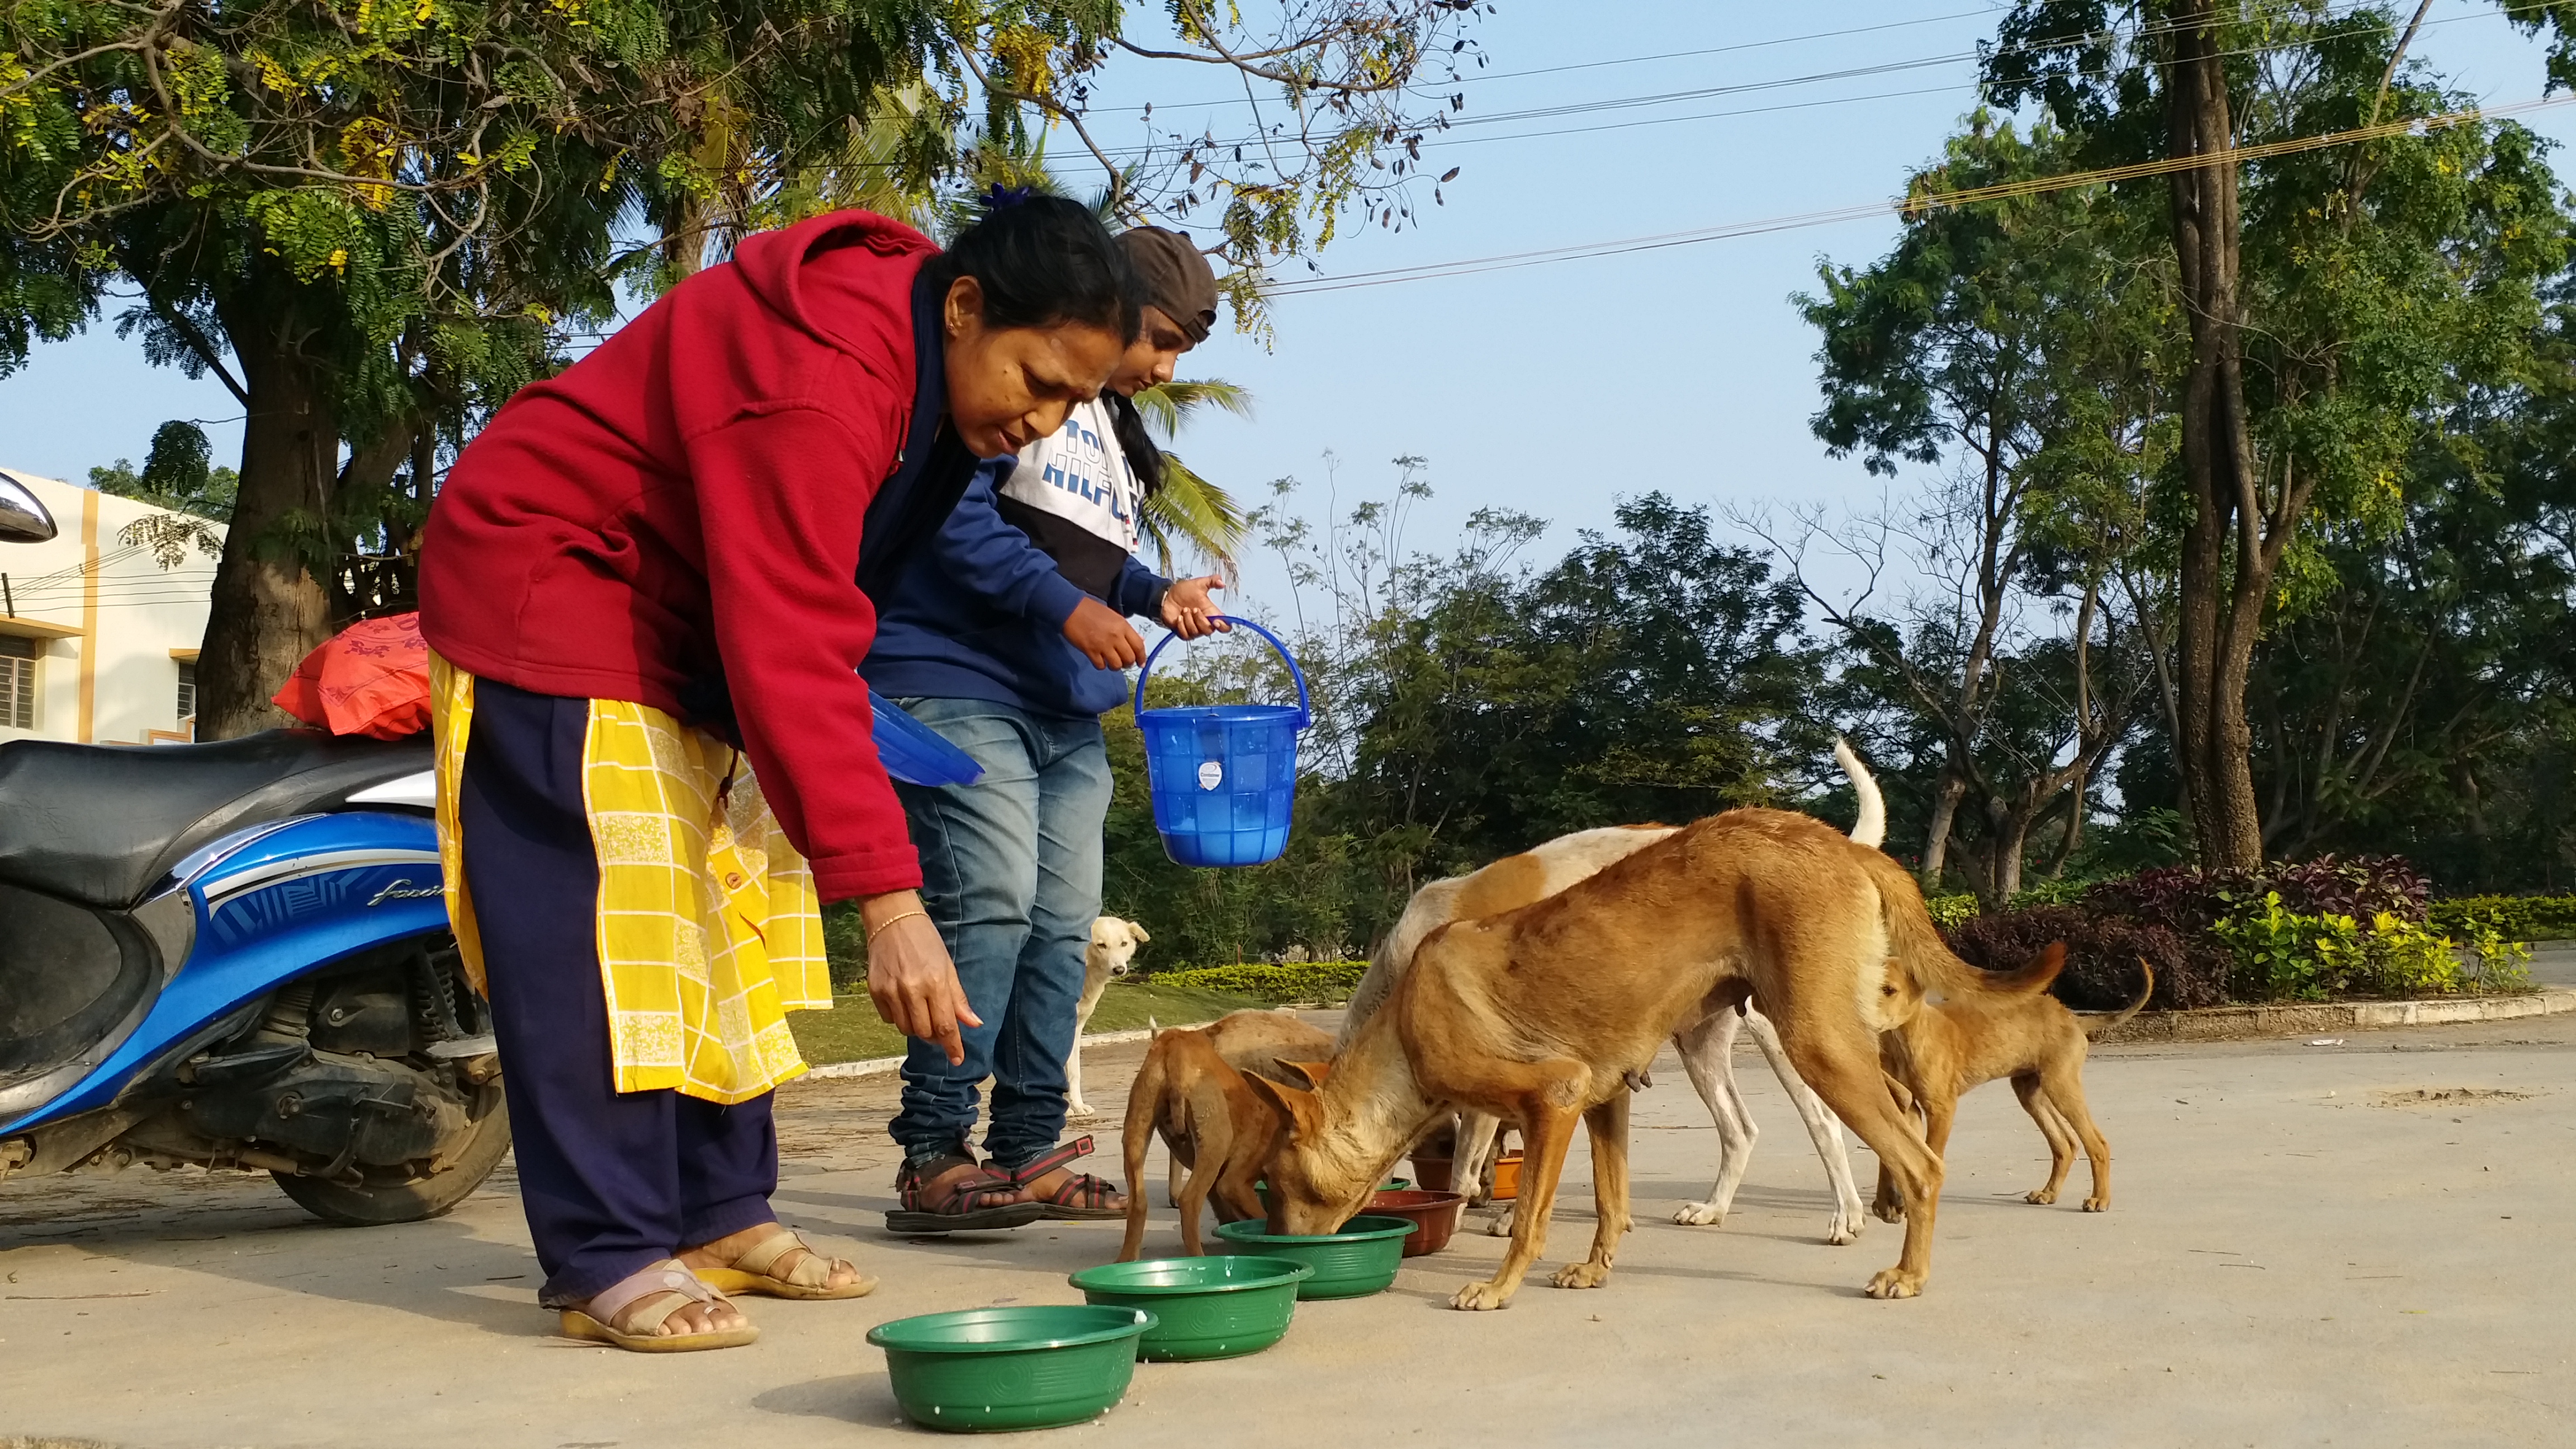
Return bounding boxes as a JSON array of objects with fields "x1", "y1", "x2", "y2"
[{"x1": 272, "y1": 1085, "x2": 512, "y2": 1227}]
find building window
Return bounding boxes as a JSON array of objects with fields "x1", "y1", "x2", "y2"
[
  {"x1": 1, "y1": 636, "x2": 34, "y2": 730},
  {"x1": 176, "y1": 659, "x2": 196, "y2": 723}
]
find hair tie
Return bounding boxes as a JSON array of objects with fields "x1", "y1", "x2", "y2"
[{"x1": 983, "y1": 183, "x2": 1033, "y2": 212}]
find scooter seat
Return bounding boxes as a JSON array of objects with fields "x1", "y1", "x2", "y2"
[{"x1": 0, "y1": 730, "x2": 434, "y2": 910}]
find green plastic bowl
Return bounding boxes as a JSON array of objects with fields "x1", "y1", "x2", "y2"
[
  {"x1": 865, "y1": 1304, "x2": 1155, "y2": 1433},
  {"x1": 1211, "y1": 1214, "x2": 1419, "y2": 1299},
  {"x1": 1067, "y1": 1256, "x2": 1311, "y2": 1361},
  {"x1": 1254, "y1": 1177, "x2": 1410, "y2": 1210}
]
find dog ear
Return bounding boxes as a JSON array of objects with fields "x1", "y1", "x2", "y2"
[
  {"x1": 1129, "y1": 921, "x2": 1150, "y2": 943},
  {"x1": 1273, "y1": 1059, "x2": 1333, "y2": 1089},
  {"x1": 1241, "y1": 1069, "x2": 1322, "y2": 1137}
]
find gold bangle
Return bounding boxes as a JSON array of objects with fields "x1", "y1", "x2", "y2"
[{"x1": 868, "y1": 908, "x2": 930, "y2": 935}]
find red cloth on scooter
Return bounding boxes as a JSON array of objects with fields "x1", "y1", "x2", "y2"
[{"x1": 271, "y1": 613, "x2": 433, "y2": 740}]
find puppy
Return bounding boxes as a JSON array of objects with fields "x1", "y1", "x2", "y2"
[
  {"x1": 1876, "y1": 953, "x2": 2152, "y2": 1217},
  {"x1": 1117, "y1": 1010, "x2": 1335, "y2": 1259},
  {"x1": 1068, "y1": 916, "x2": 1150, "y2": 1120}
]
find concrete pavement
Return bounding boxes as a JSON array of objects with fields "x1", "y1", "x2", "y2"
[{"x1": 4, "y1": 1015, "x2": 2574, "y2": 1447}]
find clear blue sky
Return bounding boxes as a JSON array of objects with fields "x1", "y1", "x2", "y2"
[{"x1": 6, "y1": 1, "x2": 2573, "y2": 614}]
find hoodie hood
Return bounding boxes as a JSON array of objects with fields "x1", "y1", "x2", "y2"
[{"x1": 731, "y1": 209, "x2": 941, "y2": 364}]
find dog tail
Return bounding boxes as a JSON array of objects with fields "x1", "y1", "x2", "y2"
[
  {"x1": 2085, "y1": 959, "x2": 2157, "y2": 1042},
  {"x1": 1836, "y1": 737, "x2": 1886, "y2": 849},
  {"x1": 1117, "y1": 1032, "x2": 1174, "y2": 1261},
  {"x1": 1865, "y1": 850, "x2": 2062, "y2": 998}
]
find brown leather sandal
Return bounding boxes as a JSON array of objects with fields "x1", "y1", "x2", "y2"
[
  {"x1": 998, "y1": 1137, "x2": 1127, "y2": 1221},
  {"x1": 886, "y1": 1151, "x2": 1045, "y2": 1234}
]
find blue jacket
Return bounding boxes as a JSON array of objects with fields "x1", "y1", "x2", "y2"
[{"x1": 862, "y1": 461, "x2": 1171, "y2": 719}]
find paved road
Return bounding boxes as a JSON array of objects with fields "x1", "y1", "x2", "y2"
[{"x1": 4, "y1": 1015, "x2": 2573, "y2": 1448}]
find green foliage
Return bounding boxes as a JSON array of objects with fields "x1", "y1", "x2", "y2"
[
  {"x1": 91, "y1": 422, "x2": 238, "y2": 520},
  {"x1": 1150, "y1": 961, "x2": 1367, "y2": 1005},
  {"x1": 2428, "y1": 896, "x2": 2576, "y2": 944},
  {"x1": 1130, "y1": 377, "x2": 1254, "y2": 574},
  {"x1": 1924, "y1": 893, "x2": 1981, "y2": 930},
  {"x1": 1796, "y1": 115, "x2": 2170, "y2": 901},
  {"x1": 2208, "y1": 891, "x2": 2526, "y2": 1001},
  {"x1": 2003, "y1": 878, "x2": 2093, "y2": 911}
]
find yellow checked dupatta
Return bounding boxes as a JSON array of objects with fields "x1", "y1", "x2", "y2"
[{"x1": 429, "y1": 654, "x2": 829, "y2": 1104}]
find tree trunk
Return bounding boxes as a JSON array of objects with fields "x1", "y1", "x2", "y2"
[
  {"x1": 197, "y1": 324, "x2": 337, "y2": 740},
  {"x1": 2164, "y1": 0, "x2": 2267, "y2": 869},
  {"x1": 1919, "y1": 767, "x2": 1967, "y2": 891},
  {"x1": 1991, "y1": 804, "x2": 2030, "y2": 903}
]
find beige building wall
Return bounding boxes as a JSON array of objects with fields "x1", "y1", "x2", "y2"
[{"x1": 0, "y1": 468, "x2": 220, "y2": 746}]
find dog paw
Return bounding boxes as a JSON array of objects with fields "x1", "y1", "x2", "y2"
[
  {"x1": 1871, "y1": 1200, "x2": 1907, "y2": 1224},
  {"x1": 1863, "y1": 1268, "x2": 1925, "y2": 1300},
  {"x1": 1450, "y1": 1281, "x2": 1515, "y2": 1311},
  {"x1": 1067, "y1": 1105, "x2": 1098, "y2": 1122},
  {"x1": 1824, "y1": 1214, "x2": 1861, "y2": 1246},
  {"x1": 2082, "y1": 1196, "x2": 2109, "y2": 1213},
  {"x1": 1484, "y1": 1208, "x2": 1516, "y2": 1238},
  {"x1": 2024, "y1": 1187, "x2": 2057, "y2": 1205},
  {"x1": 1551, "y1": 1262, "x2": 1612, "y2": 1290},
  {"x1": 1672, "y1": 1201, "x2": 1724, "y2": 1227}
]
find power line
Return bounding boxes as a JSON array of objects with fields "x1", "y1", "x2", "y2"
[
  {"x1": 1101, "y1": 7, "x2": 2008, "y2": 116},
  {"x1": 1265, "y1": 92, "x2": 2576, "y2": 297},
  {"x1": 1005, "y1": 0, "x2": 2520, "y2": 174}
]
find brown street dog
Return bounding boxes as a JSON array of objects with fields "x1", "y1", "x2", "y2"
[
  {"x1": 1117, "y1": 1010, "x2": 1334, "y2": 1261},
  {"x1": 1875, "y1": 954, "x2": 2153, "y2": 1218},
  {"x1": 1248, "y1": 808, "x2": 2058, "y2": 1310}
]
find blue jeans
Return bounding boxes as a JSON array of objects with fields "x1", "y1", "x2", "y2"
[{"x1": 887, "y1": 697, "x2": 1113, "y2": 1172}]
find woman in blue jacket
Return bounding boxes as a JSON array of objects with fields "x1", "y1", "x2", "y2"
[{"x1": 863, "y1": 226, "x2": 1225, "y2": 1229}]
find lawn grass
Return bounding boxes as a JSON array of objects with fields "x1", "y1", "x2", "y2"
[{"x1": 787, "y1": 978, "x2": 1268, "y2": 1066}]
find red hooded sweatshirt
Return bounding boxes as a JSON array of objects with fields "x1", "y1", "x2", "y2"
[{"x1": 420, "y1": 209, "x2": 948, "y2": 902}]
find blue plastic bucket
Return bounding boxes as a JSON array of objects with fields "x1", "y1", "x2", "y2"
[{"x1": 1131, "y1": 616, "x2": 1311, "y2": 867}]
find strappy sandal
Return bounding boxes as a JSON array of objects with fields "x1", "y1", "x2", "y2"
[
  {"x1": 690, "y1": 1226, "x2": 878, "y2": 1301},
  {"x1": 885, "y1": 1151, "x2": 1046, "y2": 1234},
  {"x1": 998, "y1": 1137, "x2": 1127, "y2": 1221},
  {"x1": 558, "y1": 1259, "x2": 758, "y2": 1353}
]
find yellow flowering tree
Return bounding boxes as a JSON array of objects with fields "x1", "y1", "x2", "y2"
[{"x1": 0, "y1": 0, "x2": 1485, "y2": 735}]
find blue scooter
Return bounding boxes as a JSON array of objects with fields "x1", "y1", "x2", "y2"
[
  {"x1": 0, "y1": 473, "x2": 502, "y2": 1221},
  {"x1": 0, "y1": 473, "x2": 979, "y2": 1226}
]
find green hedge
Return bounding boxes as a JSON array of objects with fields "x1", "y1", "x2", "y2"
[
  {"x1": 2428, "y1": 895, "x2": 2576, "y2": 943},
  {"x1": 1150, "y1": 960, "x2": 1368, "y2": 1004}
]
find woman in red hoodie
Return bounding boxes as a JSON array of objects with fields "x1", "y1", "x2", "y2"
[{"x1": 418, "y1": 197, "x2": 1137, "y2": 1352}]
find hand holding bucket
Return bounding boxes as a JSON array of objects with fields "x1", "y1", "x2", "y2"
[{"x1": 1130, "y1": 616, "x2": 1312, "y2": 867}]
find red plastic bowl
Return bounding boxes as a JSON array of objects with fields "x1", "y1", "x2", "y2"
[
  {"x1": 1408, "y1": 1153, "x2": 1523, "y2": 1202},
  {"x1": 1366, "y1": 1189, "x2": 1466, "y2": 1257}
]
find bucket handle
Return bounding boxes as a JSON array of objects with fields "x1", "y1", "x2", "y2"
[{"x1": 1131, "y1": 614, "x2": 1311, "y2": 730}]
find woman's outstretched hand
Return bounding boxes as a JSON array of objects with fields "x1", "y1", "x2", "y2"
[
  {"x1": 861, "y1": 891, "x2": 978, "y2": 1066},
  {"x1": 1162, "y1": 576, "x2": 1229, "y2": 640},
  {"x1": 1063, "y1": 596, "x2": 1147, "y2": 669}
]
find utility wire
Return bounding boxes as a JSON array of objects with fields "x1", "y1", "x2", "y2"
[{"x1": 1266, "y1": 92, "x2": 2576, "y2": 296}]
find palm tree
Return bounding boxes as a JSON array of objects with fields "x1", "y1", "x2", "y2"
[{"x1": 1130, "y1": 379, "x2": 1254, "y2": 576}]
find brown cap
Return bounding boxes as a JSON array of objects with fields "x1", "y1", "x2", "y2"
[{"x1": 1118, "y1": 226, "x2": 1220, "y2": 345}]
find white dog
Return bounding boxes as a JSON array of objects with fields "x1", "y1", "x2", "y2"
[
  {"x1": 1337, "y1": 739, "x2": 1887, "y2": 1244},
  {"x1": 1066, "y1": 916, "x2": 1150, "y2": 1120}
]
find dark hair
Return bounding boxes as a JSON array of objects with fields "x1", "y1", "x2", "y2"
[
  {"x1": 1105, "y1": 391, "x2": 1165, "y2": 498},
  {"x1": 925, "y1": 195, "x2": 1139, "y2": 343}
]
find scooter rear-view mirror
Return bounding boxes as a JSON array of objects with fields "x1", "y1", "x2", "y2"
[{"x1": 0, "y1": 473, "x2": 58, "y2": 544}]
